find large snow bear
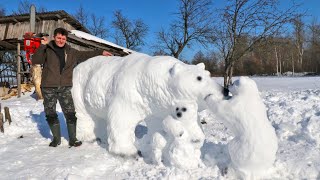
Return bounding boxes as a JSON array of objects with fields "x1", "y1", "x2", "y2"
[{"x1": 72, "y1": 53, "x2": 224, "y2": 156}]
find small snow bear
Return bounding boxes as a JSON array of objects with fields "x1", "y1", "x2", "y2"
[
  {"x1": 172, "y1": 100, "x2": 205, "y2": 149},
  {"x1": 156, "y1": 100, "x2": 205, "y2": 169}
]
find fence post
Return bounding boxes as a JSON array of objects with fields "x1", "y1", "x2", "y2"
[
  {"x1": 0, "y1": 103, "x2": 3, "y2": 133},
  {"x1": 4, "y1": 107, "x2": 11, "y2": 125},
  {"x1": 17, "y1": 43, "x2": 21, "y2": 98},
  {"x1": 0, "y1": 112, "x2": 3, "y2": 133}
]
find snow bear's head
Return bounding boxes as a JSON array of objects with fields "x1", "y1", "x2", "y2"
[
  {"x1": 169, "y1": 63, "x2": 224, "y2": 109},
  {"x1": 172, "y1": 100, "x2": 205, "y2": 147},
  {"x1": 173, "y1": 100, "x2": 198, "y2": 122}
]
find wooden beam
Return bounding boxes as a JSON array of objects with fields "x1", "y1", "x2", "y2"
[
  {"x1": 12, "y1": 17, "x2": 19, "y2": 23},
  {"x1": 55, "y1": 14, "x2": 62, "y2": 19},
  {"x1": 0, "y1": 41, "x2": 16, "y2": 49}
]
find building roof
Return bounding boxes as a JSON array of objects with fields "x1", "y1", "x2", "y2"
[{"x1": 0, "y1": 10, "x2": 90, "y2": 33}]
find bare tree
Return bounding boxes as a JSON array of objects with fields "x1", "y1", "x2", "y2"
[
  {"x1": 191, "y1": 51, "x2": 219, "y2": 75},
  {"x1": 89, "y1": 14, "x2": 108, "y2": 39},
  {"x1": 155, "y1": 0, "x2": 214, "y2": 59},
  {"x1": 74, "y1": 5, "x2": 108, "y2": 39},
  {"x1": 0, "y1": 6, "x2": 5, "y2": 16},
  {"x1": 74, "y1": 4, "x2": 89, "y2": 27},
  {"x1": 214, "y1": 0, "x2": 301, "y2": 88},
  {"x1": 112, "y1": 10, "x2": 148, "y2": 51},
  {"x1": 13, "y1": 0, "x2": 46, "y2": 15},
  {"x1": 293, "y1": 17, "x2": 305, "y2": 69},
  {"x1": 307, "y1": 18, "x2": 320, "y2": 73}
]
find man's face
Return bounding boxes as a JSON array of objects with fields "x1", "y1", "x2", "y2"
[{"x1": 54, "y1": 33, "x2": 67, "y2": 47}]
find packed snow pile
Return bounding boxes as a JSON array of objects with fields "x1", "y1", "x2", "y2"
[
  {"x1": 206, "y1": 77, "x2": 278, "y2": 179},
  {"x1": 72, "y1": 52, "x2": 224, "y2": 156},
  {"x1": 1, "y1": 74, "x2": 320, "y2": 179}
]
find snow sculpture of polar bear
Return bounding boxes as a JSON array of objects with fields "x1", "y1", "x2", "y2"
[
  {"x1": 72, "y1": 53, "x2": 224, "y2": 156},
  {"x1": 151, "y1": 100, "x2": 204, "y2": 169},
  {"x1": 205, "y1": 77, "x2": 278, "y2": 179}
]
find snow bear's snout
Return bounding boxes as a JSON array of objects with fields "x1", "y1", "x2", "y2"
[
  {"x1": 176, "y1": 107, "x2": 187, "y2": 118},
  {"x1": 204, "y1": 94, "x2": 213, "y2": 101}
]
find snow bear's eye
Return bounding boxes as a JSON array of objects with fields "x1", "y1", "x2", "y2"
[
  {"x1": 182, "y1": 107, "x2": 187, "y2": 112},
  {"x1": 176, "y1": 107, "x2": 179, "y2": 111},
  {"x1": 197, "y1": 76, "x2": 202, "y2": 81}
]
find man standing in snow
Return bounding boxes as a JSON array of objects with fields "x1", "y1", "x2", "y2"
[{"x1": 32, "y1": 27, "x2": 112, "y2": 147}]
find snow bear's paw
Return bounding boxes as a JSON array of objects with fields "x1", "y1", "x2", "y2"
[
  {"x1": 229, "y1": 77, "x2": 259, "y2": 97},
  {"x1": 76, "y1": 128, "x2": 96, "y2": 142},
  {"x1": 108, "y1": 142, "x2": 138, "y2": 157}
]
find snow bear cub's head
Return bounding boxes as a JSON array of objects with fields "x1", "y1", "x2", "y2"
[
  {"x1": 173, "y1": 100, "x2": 198, "y2": 122},
  {"x1": 172, "y1": 100, "x2": 205, "y2": 147}
]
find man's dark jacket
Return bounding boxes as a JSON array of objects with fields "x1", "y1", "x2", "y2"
[{"x1": 32, "y1": 41, "x2": 103, "y2": 87}]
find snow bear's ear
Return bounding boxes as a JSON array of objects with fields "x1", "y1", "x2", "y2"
[
  {"x1": 170, "y1": 63, "x2": 184, "y2": 76},
  {"x1": 196, "y1": 63, "x2": 205, "y2": 70},
  {"x1": 189, "y1": 101, "x2": 198, "y2": 110}
]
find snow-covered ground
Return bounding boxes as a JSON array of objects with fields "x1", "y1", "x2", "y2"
[{"x1": 1, "y1": 76, "x2": 320, "y2": 179}]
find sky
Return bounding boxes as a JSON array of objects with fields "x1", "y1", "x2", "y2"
[{"x1": 1, "y1": 0, "x2": 320, "y2": 60}]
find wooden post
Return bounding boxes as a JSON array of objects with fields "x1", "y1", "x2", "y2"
[
  {"x1": 17, "y1": 43, "x2": 21, "y2": 98},
  {"x1": 0, "y1": 113, "x2": 3, "y2": 133},
  {"x1": 0, "y1": 103, "x2": 3, "y2": 133},
  {"x1": 4, "y1": 107, "x2": 11, "y2": 125},
  {"x1": 30, "y1": 5, "x2": 36, "y2": 32}
]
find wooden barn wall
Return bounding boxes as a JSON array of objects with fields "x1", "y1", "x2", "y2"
[
  {"x1": 0, "y1": 19, "x2": 77, "y2": 41},
  {"x1": 0, "y1": 24, "x2": 6, "y2": 40}
]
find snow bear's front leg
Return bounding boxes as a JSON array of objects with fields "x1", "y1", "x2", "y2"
[{"x1": 106, "y1": 102, "x2": 141, "y2": 156}]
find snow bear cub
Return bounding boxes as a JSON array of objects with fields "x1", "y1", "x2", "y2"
[{"x1": 151, "y1": 100, "x2": 205, "y2": 169}]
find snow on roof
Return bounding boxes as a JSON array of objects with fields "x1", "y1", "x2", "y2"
[{"x1": 70, "y1": 30, "x2": 135, "y2": 54}]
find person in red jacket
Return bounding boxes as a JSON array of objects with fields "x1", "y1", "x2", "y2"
[{"x1": 32, "y1": 27, "x2": 112, "y2": 147}]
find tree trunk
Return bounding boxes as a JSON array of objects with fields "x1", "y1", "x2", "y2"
[
  {"x1": 292, "y1": 52, "x2": 295, "y2": 76},
  {"x1": 223, "y1": 60, "x2": 234, "y2": 88},
  {"x1": 223, "y1": 67, "x2": 229, "y2": 88},
  {"x1": 279, "y1": 59, "x2": 282, "y2": 75},
  {"x1": 275, "y1": 47, "x2": 279, "y2": 76}
]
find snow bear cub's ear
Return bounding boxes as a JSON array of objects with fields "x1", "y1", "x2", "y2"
[
  {"x1": 170, "y1": 63, "x2": 184, "y2": 76},
  {"x1": 188, "y1": 100, "x2": 198, "y2": 110},
  {"x1": 196, "y1": 63, "x2": 205, "y2": 70}
]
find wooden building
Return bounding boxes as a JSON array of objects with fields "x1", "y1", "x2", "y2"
[
  {"x1": 0, "y1": 10, "x2": 130, "y2": 87},
  {"x1": 0, "y1": 10, "x2": 129, "y2": 55}
]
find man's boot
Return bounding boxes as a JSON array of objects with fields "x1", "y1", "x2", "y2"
[
  {"x1": 48, "y1": 123, "x2": 61, "y2": 147},
  {"x1": 67, "y1": 122, "x2": 82, "y2": 147}
]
